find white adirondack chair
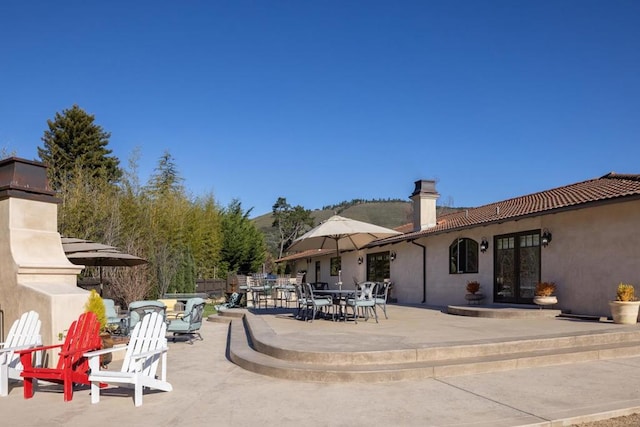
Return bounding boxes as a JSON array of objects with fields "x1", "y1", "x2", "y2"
[
  {"x1": 85, "y1": 311, "x2": 172, "y2": 407},
  {"x1": 0, "y1": 311, "x2": 41, "y2": 396}
]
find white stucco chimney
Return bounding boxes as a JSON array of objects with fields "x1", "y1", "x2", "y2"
[{"x1": 411, "y1": 179, "x2": 439, "y2": 231}]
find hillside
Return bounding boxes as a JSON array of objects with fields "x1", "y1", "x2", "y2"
[
  {"x1": 253, "y1": 201, "x2": 463, "y2": 257},
  {"x1": 252, "y1": 201, "x2": 413, "y2": 233}
]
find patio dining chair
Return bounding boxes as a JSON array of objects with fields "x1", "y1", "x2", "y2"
[
  {"x1": 248, "y1": 275, "x2": 270, "y2": 309},
  {"x1": 294, "y1": 283, "x2": 308, "y2": 320},
  {"x1": 303, "y1": 283, "x2": 333, "y2": 322},
  {"x1": 346, "y1": 282, "x2": 378, "y2": 324},
  {"x1": 374, "y1": 281, "x2": 391, "y2": 319}
]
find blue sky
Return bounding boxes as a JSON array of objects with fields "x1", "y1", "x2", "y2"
[{"x1": 2, "y1": 1, "x2": 639, "y2": 217}]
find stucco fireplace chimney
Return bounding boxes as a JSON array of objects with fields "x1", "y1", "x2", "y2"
[
  {"x1": 0, "y1": 157, "x2": 85, "y2": 359},
  {"x1": 410, "y1": 179, "x2": 439, "y2": 231}
]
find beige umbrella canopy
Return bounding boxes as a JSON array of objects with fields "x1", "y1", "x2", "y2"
[{"x1": 287, "y1": 215, "x2": 401, "y2": 256}]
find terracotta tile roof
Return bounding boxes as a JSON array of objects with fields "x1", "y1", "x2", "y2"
[
  {"x1": 372, "y1": 173, "x2": 640, "y2": 246},
  {"x1": 392, "y1": 223, "x2": 415, "y2": 234}
]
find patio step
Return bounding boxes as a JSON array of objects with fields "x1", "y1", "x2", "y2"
[
  {"x1": 447, "y1": 305, "x2": 562, "y2": 319},
  {"x1": 207, "y1": 309, "x2": 245, "y2": 324},
  {"x1": 227, "y1": 314, "x2": 640, "y2": 382}
]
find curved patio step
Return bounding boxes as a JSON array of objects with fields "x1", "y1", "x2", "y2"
[
  {"x1": 227, "y1": 316, "x2": 640, "y2": 382},
  {"x1": 447, "y1": 305, "x2": 562, "y2": 319}
]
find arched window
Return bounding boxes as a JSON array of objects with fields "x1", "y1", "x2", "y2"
[{"x1": 449, "y1": 238, "x2": 479, "y2": 274}]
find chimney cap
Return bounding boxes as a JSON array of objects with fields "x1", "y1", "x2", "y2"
[{"x1": 411, "y1": 179, "x2": 438, "y2": 198}]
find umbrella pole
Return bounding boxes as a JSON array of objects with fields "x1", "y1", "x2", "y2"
[
  {"x1": 99, "y1": 266, "x2": 103, "y2": 296},
  {"x1": 335, "y1": 239, "x2": 342, "y2": 291}
]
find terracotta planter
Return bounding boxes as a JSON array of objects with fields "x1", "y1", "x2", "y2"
[
  {"x1": 100, "y1": 332, "x2": 114, "y2": 367},
  {"x1": 609, "y1": 301, "x2": 640, "y2": 325}
]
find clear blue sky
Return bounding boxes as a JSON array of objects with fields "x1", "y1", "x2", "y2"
[{"x1": 2, "y1": 1, "x2": 639, "y2": 217}]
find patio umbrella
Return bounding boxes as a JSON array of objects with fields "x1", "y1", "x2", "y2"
[
  {"x1": 61, "y1": 237, "x2": 117, "y2": 254},
  {"x1": 63, "y1": 238, "x2": 148, "y2": 294},
  {"x1": 287, "y1": 215, "x2": 401, "y2": 282}
]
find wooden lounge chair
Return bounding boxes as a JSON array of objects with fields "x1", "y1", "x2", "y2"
[
  {"x1": 0, "y1": 311, "x2": 42, "y2": 396},
  {"x1": 85, "y1": 311, "x2": 172, "y2": 407},
  {"x1": 18, "y1": 311, "x2": 102, "y2": 402}
]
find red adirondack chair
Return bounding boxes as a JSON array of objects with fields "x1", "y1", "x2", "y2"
[{"x1": 18, "y1": 311, "x2": 102, "y2": 402}]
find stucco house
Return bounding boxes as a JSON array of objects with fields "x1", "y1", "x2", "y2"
[{"x1": 278, "y1": 173, "x2": 640, "y2": 318}]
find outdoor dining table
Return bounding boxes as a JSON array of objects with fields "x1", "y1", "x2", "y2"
[{"x1": 314, "y1": 289, "x2": 355, "y2": 321}]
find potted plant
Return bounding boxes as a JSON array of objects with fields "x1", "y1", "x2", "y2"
[
  {"x1": 464, "y1": 281, "x2": 484, "y2": 304},
  {"x1": 84, "y1": 289, "x2": 114, "y2": 366},
  {"x1": 609, "y1": 283, "x2": 640, "y2": 324},
  {"x1": 533, "y1": 282, "x2": 557, "y2": 308}
]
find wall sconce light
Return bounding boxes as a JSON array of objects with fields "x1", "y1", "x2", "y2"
[
  {"x1": 541, "y1": 229, "x2": 552, "y2": 247},
  {"x1": 390, "y1": 251, "x2": 396, "y2": 262},
  {"x1": 480, "y1": 237, "x2": 489, "y2": 253},
  {"x1": 357, "y1": 256, "x2": 363, "y2": 265}
]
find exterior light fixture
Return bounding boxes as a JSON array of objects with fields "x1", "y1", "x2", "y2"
[
  {"x1": 390, "y1": 251, "x2": 396, "y2": 262},
  {"x1": 480, "y1": 237, "x2": 489, "y2": 253},
  {"x1": 357, "y1": 256, "x2": 363, "y2": 265},
  {"x1": 541, "y1": 229, "x2": 552, "y2": 247}
]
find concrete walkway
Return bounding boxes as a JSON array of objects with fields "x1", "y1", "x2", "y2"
[{"x1": 3, "y1": 305, "x2": 640, "y2": 426}]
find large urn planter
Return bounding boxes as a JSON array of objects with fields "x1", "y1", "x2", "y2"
[
  {"x1": 464, "y1": 281, "x2": 484, "y2": 305},
  {"x1": 464, "y1": 293, "x2": 485, "y2": 305},
  {"x1": 610, "y1": 283, "x2": 640, "y2": 324},
  {"x1": 609, "y1": 301, "x2": 640, "y2": 325},
  {"x1": 534, "y1": 282, "x2": 558, "y2": 309},
  {"x1": 533, "y1": 295, "x2": 558, "y2": 308}
]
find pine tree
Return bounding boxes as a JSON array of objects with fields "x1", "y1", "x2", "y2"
[{"x1": 38, "y1": 105, "x2": 121, "y2": 189}]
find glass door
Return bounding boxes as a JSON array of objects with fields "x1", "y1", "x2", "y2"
[{"x1": 494, "y1": 230, "x2": 541, "y2": 303}]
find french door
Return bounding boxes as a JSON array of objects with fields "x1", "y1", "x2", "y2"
[
  {"x1": 493, "y1": 230, "x2": 541, "y2": 304},
  {"x1": 315, "y1": 261, "x2": 321, "y2": 282}
]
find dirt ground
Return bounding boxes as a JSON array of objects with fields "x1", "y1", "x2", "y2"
[{"x1": 572, "y1": 413, "x2": 640, "y2": 426}]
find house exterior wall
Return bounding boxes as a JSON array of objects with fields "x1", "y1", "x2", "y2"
[{"x1": 380, "y1": 198, "x2": 640, "y2": 318}]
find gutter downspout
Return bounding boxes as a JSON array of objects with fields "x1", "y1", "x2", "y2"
[{"x1": 411, "y1": 240, "x2": 427, "y2": 303}]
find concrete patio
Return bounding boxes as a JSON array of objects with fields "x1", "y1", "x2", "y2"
[{"x1": 3, "y1": 304, "x2": 640, "y2": 426}]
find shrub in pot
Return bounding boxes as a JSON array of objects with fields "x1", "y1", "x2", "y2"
[
  {"x1": 84, "y1": 289, "x2": 113, "y2": 366},
  {"x1": 533, "y1": 282, "x2": 557, "y2": 307},
  {"x1": 609, "y1": 283, "x2": 640, "y2": 325},
  {"x1": 464, "y1": 281, "x2": 484, "y2": 304},
  {"x1": 466, "y1": 281, "x2": 481, "y2": 295}
]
